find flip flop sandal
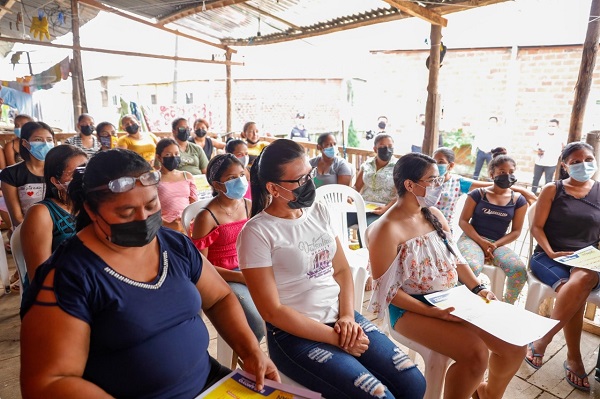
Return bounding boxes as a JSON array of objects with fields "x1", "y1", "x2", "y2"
[
  {"x1": 563, "y1": 361, "x2": 590, "y2": 392},
  {"x1": 524, "y1": 342, "x2": 544, "y2": 370}
]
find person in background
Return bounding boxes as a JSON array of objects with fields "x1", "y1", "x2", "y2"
[
  {"x1": 531, "y1": 119, "x2": 564, "y2": 194},
  {"x1": 309, "y1": 133, "x2": 353, "y2": 188},
  {"x1": 525, "y1": 142, "x2": 600, "y2": 392},
  {"x1": 472, "y1": 116, "x2": 500, "y2": 180},
  {"x1": 457, "y1": 149, "x2": 528, "y2": 304},
  {"x1": 171, "y1": 117, "x2": 208, "y2": 175},
  {"x1": 289, "y1": 112, "x2": 309, "y2": 141},
  {"x1": 238, "y1": 139, "x2": 426, "y2": 398},
  {"x1": 20, "y1": 149, "x2": 278, "y2": 398},
  {"x1": 411, "y1": 114, "x2": 426, "y2": 154},
  {"x1": 20, "y1": 145, "x2": 87, "y2": 289},
  {"x1": 117, "y1": 114, "x2": 158, "y2": 165},
  {"x1": 190, "y1": 118, "x2": 225, "y2": 160},
  {"x1": 96, "y1": 122, "x2": 118, "y2": 151},
  {"x1": 65, "y1": 114, "x2": 100, "y2": 158},
  {"x1": 368, "y1": 152, "x2": 525, "y2": 399},
  {"x1": 433, "y1": 147, "x2": 536, "y2": 229},
  {"x1": 225, "y1": 139, "x2": 251, "y2": 199},
  {"x1": 191, "y1": 154, "x2": 263, "y2": 342},
  {"x1": 4, "y1": 114, "x2": 32, "y2": 166},
  {"x1": 156, "y1": 138, "x2": 198, "y2": 233},
  {"x1": 241, "y1": 121, "x2": 268, "y2": 166},
  {"x1": 353, "y1": 134, "x2": 397, "y2": 225}
]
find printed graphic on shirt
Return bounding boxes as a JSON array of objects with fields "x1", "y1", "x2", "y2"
[
  {"x1": 180, "y1": 153, "x2": 195, "y2": 167},
  {"x1": 18, "y1": 183, "x2": 45, "y2": 213},
  {"x1": 299, "y1": 233, "x2": 335, "y2": 279}
]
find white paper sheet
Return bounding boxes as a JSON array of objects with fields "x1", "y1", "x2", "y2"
[
  {"x1": 554, "y1": 246, "x2": 600, "y2": 271},
  {"x1": 425, "y1": 285, "x2": 558, "y2": 346}
]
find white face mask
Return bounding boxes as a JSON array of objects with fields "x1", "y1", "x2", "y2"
[
  {"x1": 238, "y1": 155, "x2": 249, "y2": 168},
  {"x1": 413, "y1": 183, "x2": 443, "y2": 208}
]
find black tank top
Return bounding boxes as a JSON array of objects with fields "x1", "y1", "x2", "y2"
[{"x1": 536, "y1": 180, "x2": 600, "y2": 253}]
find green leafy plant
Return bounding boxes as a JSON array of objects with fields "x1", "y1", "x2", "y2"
[{"x1": 348, "y1": 120, "x2": 360, "y2": 148}]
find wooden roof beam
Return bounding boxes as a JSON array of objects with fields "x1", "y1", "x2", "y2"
[
  {"x1": 0, "y1": 0, "x2": 17, "y2": 22},
  {"x1": 383, "y1": 0, "x2": 447, "y2": 27},
  {"x1": 241, "y1": 3, "x2": 301, "y2": 31},
  {"x1": 78, "y1": 0, "x2": 236, "y2": 53},
  {"x1": 158, "y1": 0, "x2": 249, "y2": 25}
]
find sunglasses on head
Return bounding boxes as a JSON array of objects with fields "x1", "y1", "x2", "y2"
[{"x1": 87, "y1": 170, "x2": 161, "y2": 193}]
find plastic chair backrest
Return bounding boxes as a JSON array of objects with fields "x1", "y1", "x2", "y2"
[
  {"x1": 10, "y1": 224, "x2": 26, "y2": 297},
  {"x1": 315, "y1": 184, "x2": 367, "y2": 248},
  {"x1": 181, "y1": 197, "x2": 214, "y2": 236},
  {"x1": 526, "y1": 202, "x2": 537, "y2": 264}
]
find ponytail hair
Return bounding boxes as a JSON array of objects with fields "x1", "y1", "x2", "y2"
[{"x1": 250, "y1": 139, "x2": 306, "y2": 217}]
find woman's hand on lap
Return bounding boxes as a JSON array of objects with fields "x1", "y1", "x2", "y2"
[
  {"x1": 430, "y1": 306, "x2": 461, "y2": 322},
  {"x1": 549, "y1": 251, "x2": 574, "y2": 259},
  {"x1": 342, "y1": 333, "x2": 370, "y2": 357},
  {"x1": 240, "y1": 350, "x2": 280, "y2": 390},
  {"x1": 334, "y1": 315, "x2": 362, "y2": 348}
]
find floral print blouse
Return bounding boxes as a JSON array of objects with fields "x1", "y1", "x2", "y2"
[
  {"x1": 360, "y1": 157, "x2": 397, "y2": 204},
  {"x1": 368, "y1": 230, "x2": 467, "y2": 318}
]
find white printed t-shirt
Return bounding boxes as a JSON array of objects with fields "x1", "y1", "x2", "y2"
[{"x1": 237, "y1": 202, "x2": 340, "y2": 324}]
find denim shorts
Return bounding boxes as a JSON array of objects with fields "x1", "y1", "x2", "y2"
[
  {"x1": 388, "y1": 294, "x2": 432, "y2": 329},
  {"x1": 530, "y1": 251, "x2": 600, "y2": 291}
]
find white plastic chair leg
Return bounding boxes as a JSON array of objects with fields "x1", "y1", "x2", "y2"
[
  {"x1": 0, "y1": 242, "x2": 9, "y2": 293},
  {"x1": 481, "y1": 264, "x2": 506, "y2": 300}
]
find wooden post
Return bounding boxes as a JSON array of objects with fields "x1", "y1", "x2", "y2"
[
  {"x1": 71, "y1": 0, "x2": 87, "y2": 117},
  {"x1": 567, "y1": 0, "x2": 600, "y2": 143},
  {"x1": 225, "y1": 49, "x2": 232, "y2": 133},
  {"x1": 422, "y1": 24, "x2": 442, "y2": 156},
  {"x1": 586, "y1": 131, "x2": 600, "y2": 180}
]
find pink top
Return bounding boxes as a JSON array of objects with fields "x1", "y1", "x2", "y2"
[
  {"x1": 157, "y1": 178, "x2": 198, "y2": 223},
  {"x1": 243, "y1": 183, "x2": 252, "y2": 200},
  {"x1": 193, "y1": 219, "x2": 248, "y2": 270}
]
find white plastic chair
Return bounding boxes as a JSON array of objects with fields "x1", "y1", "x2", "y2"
[
  {"x1": 481, "y1": 264, "x2": 506, "y2": 299},
  {"x1": 385, "y1": 309, "x2": 452, "y2": 399},
  {"x1": 524, "y1": 203, "x2": 600, "y2": 312},
  {"x1": 181, "y1": 197, "x2": 213, "y2": 236},
  {"x1": 9, "y1": 224, "x2": 26, "y2": 297}
]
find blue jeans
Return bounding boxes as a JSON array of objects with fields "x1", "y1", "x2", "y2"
[
  {"x1": 530, "y1": 252, "x2": 600, "y2": 291},
  {"x1": 266, "y1": 312, "x2": 426, "y2": 399},
  {"x1": 531, "y1": 164, "x2": 555, "y2": 194},
  {"x1": 229, "y1": 281, "x2": 265, "y2": 342},
  {"x1": 411, "y1": 145, "x2": 422, "y2": 154},
  {"x1": 472, "y1": 149, "x2": 492, "y2": 180}
]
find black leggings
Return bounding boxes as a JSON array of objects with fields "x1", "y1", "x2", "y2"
[{"x1": 198, "y1": 355, "x2": 232, "y2": 394}]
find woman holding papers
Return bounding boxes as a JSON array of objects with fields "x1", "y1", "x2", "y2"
[
  {"x1": 525, "y1": 142, "x2": 600, "y2": 391},
  {"x1": 238, "y1": 139, "x2": 426, "y2": 399},
  {"x1": 368, "y1": 153, "x2": 525, "y2": 399},
  {"x1": 457, "y1": 150, "x2": 528, "y2": 304}
]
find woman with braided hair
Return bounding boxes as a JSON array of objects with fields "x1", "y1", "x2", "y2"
[{"x1": 368, "y1": 152, "x2": 525, "y2": 399}]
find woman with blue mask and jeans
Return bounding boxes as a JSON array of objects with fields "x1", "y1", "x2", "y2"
[
  {"x1": 525, "y1": 142, "x2": 600, "y2": 392},
  {"x1": 309, "y1": 133, "x2": 353, "y2": 188},
  {"x1": 237, "y1": 139, "x2": 425, "y2": 399},
  {"x1": 192, "y1": 153, "x2": 263, "y2": 342},
  {"x1": 368, "y1": 153, "x2": 525, "y2": 399},
  {"x1": 457, "y1": 150, "x2": 528, "y2": 304}
]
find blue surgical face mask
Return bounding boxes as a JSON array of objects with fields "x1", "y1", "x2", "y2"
[
  {"x1": 568, "y1": 161, "x2": 597, "y2": 182},
  {"x1": 437, "y1": 164, "x2": 448, "y2": 177},
  {"x1": 13, "y1": 128, "x2": 21, "y2": 138},
  {"x1": 323, "y1": 146, "x2": 336, "y2": 159},
  {"x1": 28, "y1": 141, "x2": 54, "y2": 161},
  {"x1": 222, "y1": 176, "x2": 248, "y2": 200}
]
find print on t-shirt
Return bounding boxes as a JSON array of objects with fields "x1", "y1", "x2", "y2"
[
  {"x1": 299, "y1": 233, "x2": 335, "y2": 279},
  {"x1": 19, "y1": 183, "x2": 45, "y2": 214}
]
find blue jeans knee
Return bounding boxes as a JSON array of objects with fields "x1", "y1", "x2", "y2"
[{"x1": 228, "y1": 281, "x2": 264, "y2": 342}]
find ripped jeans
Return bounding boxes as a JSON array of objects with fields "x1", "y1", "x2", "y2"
[{"x1": 266, "y1": 312, "x2": 426, "y2": 399}]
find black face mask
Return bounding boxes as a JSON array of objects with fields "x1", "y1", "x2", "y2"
[
  {"x1": 377, "y1": 147, "x2": 393, "y2": 162},
  {"x1": 494, "y1": 173, "x2": 517, "y2": 189},
  {"x1": 80, "y1": 125, "x2": 94, "y2": 136},
  {"x1": 176, "y1": 127, "x2": 190, "y2": 141},
  {"x1": 378, "y1": 121, "x2": 387, "y2": 130},
  {"x1": 98, "y1": 210, "x2": 162, "y2": 247},
  {"x1": 162, "y1": 156, "x2": 180, "y2": 171},
  {"x1": 125, "y1": 124, "x2": 140, "y2": 134},
  {"x1": 280, "y1": 180, "x2": 316, "y2": 209},
  {"x1": 195, "y1": 128, "x2": 207, "y2": 138}
]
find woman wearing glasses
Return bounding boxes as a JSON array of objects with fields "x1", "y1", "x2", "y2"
[
  {"x1": 368, "y1": 153, "x2": 525, "y2": 399},
  {"x1": 20, "y1": 149, "x2": 278, "y2": 398},
  {"x1": 457, "y1": 150, "x2": 528, "y2": 304},
  {"x1": 237, "y1": 139, "x2": 425, "y2": 399}
]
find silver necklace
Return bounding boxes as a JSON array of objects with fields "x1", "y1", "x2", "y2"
[{"x1": 217, "y1": 195, "x2": 241, "y2": 216}]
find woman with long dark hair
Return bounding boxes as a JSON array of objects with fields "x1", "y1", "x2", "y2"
[{"x1": 237, "y1": 139, "x2": 425, "y2": 399}]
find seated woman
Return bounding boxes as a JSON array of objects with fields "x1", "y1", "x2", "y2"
[
  {"x1": 191, "y1": 118, "x2": 225, "y2": 160},
  {"x1": 353, "y1": 134, "x2": 396, "y2": 225},
  {"x1": 191, "y1": 154, "x2": 263, "y2": 341},
  {"x1": 237, "y1": 139, "x2": 426, "y2": 399},
  {"x1": 525, "y1": 142, "x2": 600, "y2": 391},
  {"x1": 171, "y1": 117, "x2": 208, "y2": 175},
  {"x1": 434, "y1": 147, "x2": 536, "y2": 228},
  {"x1": 225, "y1": 139, "x2": 251, "y2": 199},
  {"x1": 368, "y1": 153, "x2": 525, "y2": 399},
  {"x1": 457, "y1": 151, "x2": 528, "y2": 304},
  {"x1": 96, "y1": 121, "x2": 118, "y2": 151},
  {"x1": 156, "y1": 138, "x2": 198, "y2": 233},
  {"x1": 4, "y1": 113, "x2": 32, "y2": 166},
  {"x1": 309, "y1": 133, "x2": 353, "y2": 188},
  {"x1": 20, "y1": 145, "x2": 87, "y2": 289},
  {"x1": 20, "y1": 149, "x2": 278, "y2": 398},
  {"x1": 241, "y1": 121, "x2": 268, "y2": 166},
  {"x1": 117, "y1": 114, "x2": 159, "y2": 165}
]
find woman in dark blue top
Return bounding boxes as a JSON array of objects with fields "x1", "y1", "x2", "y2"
[
  {"x1": 525, "y1": 142, "x2": 600, "y2": 391},
  {"x1": 20, "y1": 149, "x2": 278, "y2": 399},
  {"x1": 458, "y1": 149, "x2": 528, "y2": 304}
]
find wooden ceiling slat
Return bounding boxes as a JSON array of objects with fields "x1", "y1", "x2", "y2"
[
  {"x1": 241, "y1": 3, "x2": 301, "y2": 31},
  {"x1": 383, "y1": 0, "x2": 448, "y2": 27},
  {"x1": 158, "y1": 0, "x2": 249, "y2": 25}
]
